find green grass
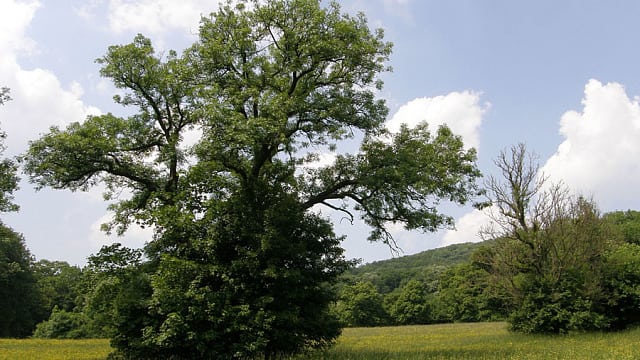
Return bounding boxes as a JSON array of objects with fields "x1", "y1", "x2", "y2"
[
  {"x1": 0, "y1": 338, "x2": 111, "y2": 360},
  {"x1": 297, "y1": 322, "x2": 639, "y2": 360},
  {"x1": 1, "y1": 323, "x2": 638, "y2": 359}
]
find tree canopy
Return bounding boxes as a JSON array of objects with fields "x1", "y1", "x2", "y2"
[{"x1": 21, "y1": 1, "x2": 483, "y2": 358}]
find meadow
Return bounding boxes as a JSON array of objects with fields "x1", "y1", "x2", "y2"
[
  {"x1": 0, "y1": 322, "x2": 638, "y2": 359},
  {"x1": 0, "y1": 338, "x2": 110, "y2": 360},
  {"x1": 300, "y1": 322, "x2": 639, "y2": 360}
]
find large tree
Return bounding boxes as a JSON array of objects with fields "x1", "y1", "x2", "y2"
[{"x1": 21, "y1": 1, "x2": 482, "y2": 358}]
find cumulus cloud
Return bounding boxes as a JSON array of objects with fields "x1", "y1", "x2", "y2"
[
  {"x1": 542, "y1": 79, "x2": 640, "y2": 210},
  {"x1": 106, "y1": 0, "x2": 218, "y2": 36},
  {"x1": 0, "y1": 0, "x2": 39, "y2": 56},
  {"x1": 0, "y1": 0, "x2": 100, "y2": 153},
  {"x1": 444, "y1": 79, "x2": 640, "y2": 249},
  {"x1": 441, "y1": 208, "x2": 491, "y2": 246},
  {"x1": 385, "y1": 91, "x2": 488, "y2": 151}
]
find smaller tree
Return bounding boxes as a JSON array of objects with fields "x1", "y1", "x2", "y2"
[
  {"x1": 0, "y1": 224, "x2": 44, "y2": 337},
  {"x1": 602, "y1": 242, "x2": 640, "y2": 329},
  {"x1": 603, "y1": 210, "x2": 640, "y2": 245},
  {"x1": 80, "y1": 243, "x2": 149, "y2": 340},
  {"x1": 438, "y1": 262, "x2": 507, "y2": 323},
  {"x1": 482, "y1": 144, "x2": 616, "y2": 333},
  {"x1": 334, "y1": 281, "x2": 389, "y2": 327},
  {"x1": 0, "y1": 91, "x2": 36, "y2": 336},
  {"x1": 33, "y1": 260, "x2": 83, "y2": 313},
  {"x1": 386, "y1": 279, "x2": 433, "y2": 325}
]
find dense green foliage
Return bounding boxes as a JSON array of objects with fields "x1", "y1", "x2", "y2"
[
  {"x1": 386, "y1": 279, "x2": 435, "y2": 325},
  {"x1": 0, "y1": 224, "x2": 46, "y2": 337},
  {"x1": 333, "y1": 242, "x2": 506, "y2": 327},
  {"x1": 32, "y1": 308, "x2": 91, "y2": 339},
  {"x1": 345, "y1": 242, "x2": 481, "y2": 293},
  {"x1": 33, "y1": 260, "x2": 83, "y2": 314},
  {"x1": 334, "y1": 281, "x2": 389, "y2": 327},
  {"x1": 478, "y1": 144, "x2": 640, "y2": 333},
  {"x1": 604, "y1": 210, "x2": 640, "y2": 245},
  {"x1": 19, "y1": 1, "x2": 482, "y2": 358}
]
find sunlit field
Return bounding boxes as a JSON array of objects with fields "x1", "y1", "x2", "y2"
[
  {"x1": 298, "y1": 322, "x2": 639, "y2": 360},
  {"x1": 1, "y1": 323, "x2": 638, "y2": 360},
  {"x1": 0, "y1": 338, "x2": 111, "y2": 360}
]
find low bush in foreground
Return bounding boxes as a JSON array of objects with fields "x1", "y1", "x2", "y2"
[{"x1": 1, "y1": 322, "x2": 638, "y2": 359}]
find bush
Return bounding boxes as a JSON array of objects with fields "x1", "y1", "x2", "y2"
[
  {"x1": 33, "y1": 307, "x2": 92, "y2": 339},
  {"x1": 335, "y1": 281, "x2": 389, "y2": 327},
  {"x1": 602, "y1": 243, "x2": 640, "y2": 329},
  {"x1": 507, "y1": 275, "x2": 609, "y2": 334},
  {"x1": 386, "y1": 280, "x2": 434, "y2": 325}
]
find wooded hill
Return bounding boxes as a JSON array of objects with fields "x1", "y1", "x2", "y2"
[{"x1": 344, "y1": 242, "x2": 485, "y2": 293}]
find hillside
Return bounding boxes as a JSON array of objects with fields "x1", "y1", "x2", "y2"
[{"x1": 343, "y1": 241, "x2": 489, "y2": 293}]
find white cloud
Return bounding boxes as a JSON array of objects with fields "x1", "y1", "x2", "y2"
[
  {"x1": 0, "y1": 0, "x2": 39, "y2": 56},
  {"x1": 106, "y1": 0, "x2": 217, "y2": 36},
  {"x1": 0, "y1": 0, "x2": 101, "y2": 154},
  {"x1": 542, "y1": 79, "x2": 640, "y2": 210},
  {"x1": 441, "y1": 208, "x2": 491, "y2": 246},
  {"x1": 386, "y1": 91, "x2": 488, "y2": 151}
]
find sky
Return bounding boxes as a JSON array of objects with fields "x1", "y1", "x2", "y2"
[{"x1": 2, "y1": 0, "x2": 640, "y2": 266}]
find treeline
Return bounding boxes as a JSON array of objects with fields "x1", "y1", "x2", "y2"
[
  {"x1": 2, "y1": 227, "x2": 493, "y2": 337},
  {"x1": 334, "y1": 209, "x2": 640, "y2": 330},
  {"x1": 332, "y1": 241, "x2": 504, "y2": 327},
  {"x1": 333, "y1": 145, "x2": 640, "y2": 334},
  {"x1": 4, "y1": 207, "x2": 640, "y2": 338},
  {"x1": 0, "y1": 230, "x2": 144, "y2": 339}
]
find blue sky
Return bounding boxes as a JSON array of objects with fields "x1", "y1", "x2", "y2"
[{"x1": 2, "y1": 0, "x2": 640, "y2": 266}]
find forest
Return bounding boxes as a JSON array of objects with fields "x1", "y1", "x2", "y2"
[
  {"x1": 2, "y1": 1, "x2": 640, "y2": 359},
  {"x1": 4, "y1": 207, "x2": 640, "y2": 339}
]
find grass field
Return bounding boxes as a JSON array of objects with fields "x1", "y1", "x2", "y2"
[
  {"x1": 300, "y1": 322, "x2": 639, "y2": 360},
  {"x1": 1, "y1": 322, "x2": 638, "y2": 359},
  {"x1": 0, "y1": 338, "x2": 110, "y2": 360}
]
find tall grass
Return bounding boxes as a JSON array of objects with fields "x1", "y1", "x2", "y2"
[
  {"x1": 1, "y1": 323, "x2": 637, "y2": 359},
  {"x1": 297, "y1": 322, "x2": 639, "y2": 360},
  {"x1": 0, "y1": 338, "x2": 110, "y2": 360}
]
